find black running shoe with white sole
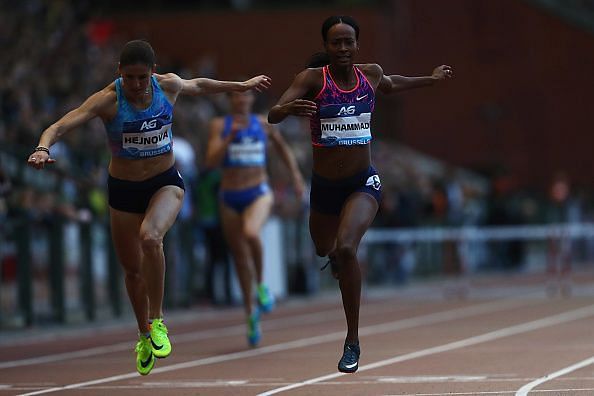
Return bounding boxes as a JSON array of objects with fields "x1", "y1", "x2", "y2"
[{"x1": 338, "y1": 342, "x2": 360, "y2": 373}]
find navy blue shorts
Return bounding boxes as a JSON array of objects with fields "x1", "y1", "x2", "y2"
[
  {"x1": 220, "y1": 183, "x2": 271, "y2": 213},
  {"x1": 310, "y1": 166, "x2": 382, "y2": 215},
  {"x1": 108, "y1": 166, "x2": 185, "y2": 213}
]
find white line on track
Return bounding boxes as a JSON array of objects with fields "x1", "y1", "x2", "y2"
[
  {"x1": 14, "y1": 297, "x2": 536, "y2": 395},
  {"x1": 8, "y1": 385, "x2": 594, "y2": 394},
  {"x1": 257, "y1": 304, "x2": 594, "y2": 395},
  {"x1": 0, "y1": 307, "x2": 345, "y2": 369},
  {"x1": 515, "y1": 356, "x2": 594, "y2": 395},
  {"x1": 387, "y1": 390, "x2": 594, "y2": 395},
  {"x1": 0, "y1": 290, "x2": 528, "y2": 370},
  {"x1": 2, "y1": 297, "x2": 422, "y2": 369}
]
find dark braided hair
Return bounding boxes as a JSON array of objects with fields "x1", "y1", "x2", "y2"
[{"x1": 321, "y1": 15, "x2": 359, "y2": 42}]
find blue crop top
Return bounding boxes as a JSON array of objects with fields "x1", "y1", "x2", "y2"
[
  {"x1": 104, "y1": 75, "x2": 174, "y2": 159},
  {"x1": 222, "y1": 114, "x2": 267, "y2": 168}
]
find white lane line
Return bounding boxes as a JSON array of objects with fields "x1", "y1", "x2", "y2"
[
  {"x1": 515, "y1": 356, "x2": 594, "y2": 396},
  {"x1": 377, "y1": 375, "x2": 488, "y2": 383},
  {"x1": 257, "y1": 304, "x2": 594, "y2": 395},
  {"x1": 11, "y1": 385, "x2": 594, "y2": 394},
  {"x1": 388, "y1": 390, "x2": 594, "y2": 395},
  {"x1": 0, "y1": 307, "x2": 344, "y2": 369},
  {"x1": 15, "y1": 297, "x2": 534, "y2": 395},
  {"x1": 1, "y1": 298, "x2": 416, "y2": 370}
]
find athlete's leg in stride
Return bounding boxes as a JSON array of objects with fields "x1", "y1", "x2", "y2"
[
  {"x1": 141, "y1": 185, "x2": 184, "y2": 359},
  {"x1": 335, "y1": 192, "x2": 378, "y2": 344},
  {"x1": 220, "y1": 202, "x2": 261, "y2": 346}
]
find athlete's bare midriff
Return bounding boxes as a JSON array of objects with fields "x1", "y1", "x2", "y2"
[
  {"x1": 108, "y1": 151, "x2": 176, "y2": 181},
  {"x1": 312, "y1": 144, "x2": 371, "y2": 180},
  {"x1": 221, "y1": 166, "x2": 268, "y2": 191}
]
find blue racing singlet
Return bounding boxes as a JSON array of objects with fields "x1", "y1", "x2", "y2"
[
  {"x1": 104, "y1": 75, "x2": 174, "y2": 159},
  {"x1": 222, "y1": 114, "x2": 267, "y2": 168}
]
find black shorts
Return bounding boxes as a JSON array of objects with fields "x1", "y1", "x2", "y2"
[
  {"x1": 108, "y1": 166, "x2": 185, "y2": 213},
  {"x1": 310, "y1": 166, "x2": 382, "y2": 215}
]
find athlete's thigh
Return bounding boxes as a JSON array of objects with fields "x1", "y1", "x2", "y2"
[
  {"x1": 309, "y1": 209, "x2": 340, "y2": 256},
  {"x1": 336, "y1": 192, "x2": 379, "y2": 249},
  {"x1": 243, "y1": 192, "x2": 273, "y2": 236},
  {"x1": 219, "y1": 203, "x2": 249, "y2": 254},
  {"x1": 109, "y1": 207, "x2": 143, "y2": 271},
  {"x1": 142, "y1": 186, "x2": 184, "y2": 238}
]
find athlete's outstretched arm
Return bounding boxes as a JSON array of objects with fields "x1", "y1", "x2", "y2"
[
  {"x1": 268, "y1": 70, "x2": 318, "y2": 124},
  {"x1": 181, "y1": 75, "x2": 271, "y2": 96},
  {"x1": 28, "y1": 88, "x2": 112, "y2": 169},
  {"x1": 265, "y1": 120, "x2": 305, "y2": 198},
  {"x1": 378, "y1": 64, "x2": 453, "y2": 94}
]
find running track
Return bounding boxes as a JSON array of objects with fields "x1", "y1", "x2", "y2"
[{"x1": 2, "y1": 273, "x2": 594, "y2": 395}]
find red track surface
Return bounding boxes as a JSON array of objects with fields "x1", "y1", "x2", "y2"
[{"x1": 2, "y1": 273, "x2": 594, "y2": 395}]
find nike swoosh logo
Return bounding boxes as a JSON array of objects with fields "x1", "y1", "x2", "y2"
[
  {"x1": 140, "y1": 352, "x2": 153, "y2": 368},
  {"x1": 151, "y1": 339, "x2": 163, "y2": 350},
  {"x1": 356, "y1": 94, "x2": 368, "y2": 101},
  {"x1": 344, "y1": 362, "x2": 358, "y2": 369}
]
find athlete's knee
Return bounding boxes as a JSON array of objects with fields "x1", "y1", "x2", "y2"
[
  {"x1": 334, "y1": 242, "x2": 357, "y2": 263},
  {"x1": 140, "y1": 230, "x2": 163, "y2": 252},
  {"x1": 242, "y1": 226, "x2": 262, "y2": 245},
  {"x1": 243, "y1": 225, "x2": 260, "y2": 244}
]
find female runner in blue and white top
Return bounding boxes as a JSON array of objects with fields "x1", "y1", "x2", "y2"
[
  {"x1": 205, "y1": 88, "x2": 304, "y2": 347},
  {"x1": 27, "y1": 40, "x2": 271, "y2": 375},
  {"x1": 268, "y1": 15, "x2": 453, "y2": 373}
]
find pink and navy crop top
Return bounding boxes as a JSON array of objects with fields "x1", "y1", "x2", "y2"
[
  {"x1": 104, "y1": 75, "x2": 174, "y2": 159},
  {"x1": 310, "y1": 65, "x2": 375, "y2": 147},
  {"x1": 222, "y1": 114, "x2": 267, "y2": 168}
]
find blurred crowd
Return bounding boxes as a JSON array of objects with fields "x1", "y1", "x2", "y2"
[{"x1": 2, "y1": 0, "x2": 594, "y2": 292}]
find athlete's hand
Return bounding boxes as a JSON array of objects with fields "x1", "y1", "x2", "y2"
[
  {"x1": 432, "y1": 65, "x2": 454, "y2": 80},
  {"x1": 282, "y1": 99, "x2": 317, "y2": 118},
  {"x1": 224, "y1": 116, "x2": 248, "y2": 144},
  {"x1": 244, "y1": 75, "x2": 272, "y2": 92},
  {"x1": 224, "y1": 126, "x2": 241, "y2": 145},
  {"x1": 230, "y1": 115, "x2": 249, "y2": 132},
  {"x1": 27, "y1": 150, "x2": 56, "y2": 169}
]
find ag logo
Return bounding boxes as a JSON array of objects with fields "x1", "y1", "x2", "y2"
[
  {"x1": 140, "y1": 119, "x2": 157, "y2": 130},
  {"x1": 337, "y1": 105, "x2": 356, "y2": 116},
  {"x1": 366, "y1": 174, "x2": 381, "y2": 190}
]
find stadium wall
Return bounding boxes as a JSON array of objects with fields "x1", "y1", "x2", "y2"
[{"x1": 111, "y1": 1, "x2": 594, "y2": 189}]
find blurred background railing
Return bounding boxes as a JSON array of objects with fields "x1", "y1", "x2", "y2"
[{"x1": 4, "y1": 213, "x2": 594, "y2": 329}]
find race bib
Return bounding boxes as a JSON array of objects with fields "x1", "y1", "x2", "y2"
[
  {"x1": 319, "y1": 103, "x2": 372, "y2": 146},
  {"x1": 122, "y1": 117, "x2": 173, "y2": 157},
  {"x1": 228, "y1": 139, "x2": 265, "y2": 165}
]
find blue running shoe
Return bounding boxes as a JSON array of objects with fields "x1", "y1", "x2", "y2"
[
  {"x1": 247, "y1": 308, "x2": 261, "y2": 347},
  {"x1": 257, "y1": 284, "x2": 275, "y2": 313},
  {"x1": 338, "y1": 341, "x2": 360, "y2": 373}
]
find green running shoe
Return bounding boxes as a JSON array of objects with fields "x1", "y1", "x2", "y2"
[
  {"x1": 257, "y1": 284, "x2": 275, "y2": 313},
  {"x1": 150, "y1": 318, "x2": 171, "y2": 358},
  {"x1": 135, "y1": 335, "x2": 155, "y2": 375}
]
